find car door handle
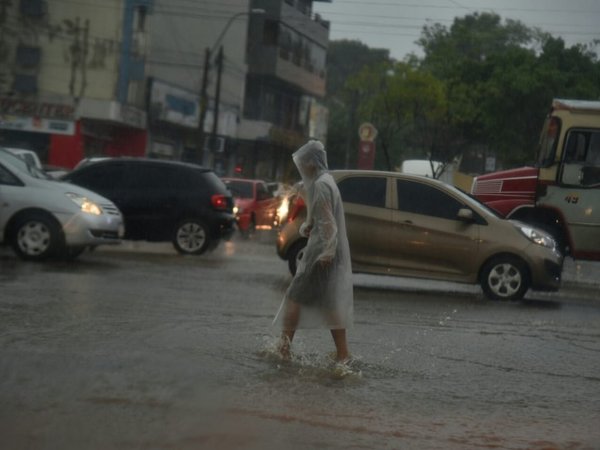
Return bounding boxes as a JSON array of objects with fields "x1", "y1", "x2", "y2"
[{"x1": 403, "y1": 220, "x2": 413, "y2": 225}]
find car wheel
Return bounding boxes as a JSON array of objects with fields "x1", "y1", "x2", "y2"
[
  {"x1": 173, "y1": 219, "x2": 210, "y2": 255},
  {"x1": 11, "y1": 212, "x2": 63, "y2": 261},
  {"x1": 287, "y1": 239, "x2": 307, "y2": 275},
  {"x1": 480, "y1": 255, "x2": 530, "y2": 301}
]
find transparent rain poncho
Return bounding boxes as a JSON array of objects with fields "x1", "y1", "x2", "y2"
[{"x1": 273, "y1": 140, "x2": 353, "y2": 329}]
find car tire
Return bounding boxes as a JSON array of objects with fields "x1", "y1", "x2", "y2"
[
  {"x1": 10, "y1": 212, "x2": 63, "y2": 261},
  {"x1": 173, "y1": 219, "x2": 210, "y2": 255},
  {"x1": 287, "y1": 239, "x2": 307, "y2": 275},
  {"x1": 480, "y1": 255, "x2": 530, "y2": 301}
]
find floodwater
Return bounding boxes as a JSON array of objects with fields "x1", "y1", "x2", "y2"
[{"x1": 1, "y1": 233, "x2": 599, "y2": 449}]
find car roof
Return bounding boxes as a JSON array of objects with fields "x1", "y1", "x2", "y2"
[
  {"x1": 222, "y1": 177, "x2": 265, "y2": 183},
  {"x1": 331, "y1": 169, "x2": 447, "y2": 185},
  {"x1": 73, "y1": 157, "x2": 212, "y2": 172}
]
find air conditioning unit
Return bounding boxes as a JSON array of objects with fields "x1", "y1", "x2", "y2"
[{"x1": 204, "y1": 136, "x2": 225, "y2": 153}]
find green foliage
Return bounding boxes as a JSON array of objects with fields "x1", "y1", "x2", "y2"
[
  {"x1": 324, "y1": 40, "x2": 391, "y2": 169},
  {"x1": 325, "y1": 11, "x2": 600, "y2": 173},
  {"x1": 327, "y1": 40, "x2": 390, "y2": 99}
]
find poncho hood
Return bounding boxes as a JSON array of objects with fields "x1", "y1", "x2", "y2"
[{"x1": 292, "y1": 140, "x2": 328, "y2": 185}]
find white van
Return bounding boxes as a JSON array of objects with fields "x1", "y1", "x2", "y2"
[
  {"x1": 0, "y1": 147, "x2": 124, "y2": 260},
  {"x1": 400, "y1": 159, "x2": 443, "y2": 178}
]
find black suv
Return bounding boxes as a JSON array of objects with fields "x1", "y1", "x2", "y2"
[{"x1": 63, "y1": 158, "x2": 235, "y2": 255}]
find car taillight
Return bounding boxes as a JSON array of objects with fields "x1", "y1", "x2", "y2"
[
  {"x1": 211, "y1": 194, "x2": 228, "y2": 210},
  {"x1": 288, "y1": 197, "x2": 305, "y2": 222}
]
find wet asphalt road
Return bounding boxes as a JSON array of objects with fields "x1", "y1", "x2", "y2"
[{"x1": 1, "y1": 232, "x2": 599, "y2": 450}]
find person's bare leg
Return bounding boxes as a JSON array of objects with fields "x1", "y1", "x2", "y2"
[
  {"x1": 279, "y1": 301, "x2": 300, "y2": 359},
  {"x1": 330, "y1": 329, "x2": 349, "y2": 362}
]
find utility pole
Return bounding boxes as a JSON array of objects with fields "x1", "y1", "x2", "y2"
[
  {"x1": 345, "y1": 90, "x2": 359, "y2": 168},
  {"x1": 195, "y1": 9, "x2": 264, "y2": 166},
  {"x1": 210, "y1": 46, "x2": 224, "y2": 153},
  {"x1": 197, "y1": 48, "x2": 210, "y2": 164}
]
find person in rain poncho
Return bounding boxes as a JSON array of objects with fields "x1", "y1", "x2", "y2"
[{"x1": 274, "y1": 140, "x2": 353, "y2": 362}]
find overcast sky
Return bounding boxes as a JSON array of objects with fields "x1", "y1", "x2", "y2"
[{"x1": 313, "y1": 0, "x2": 600, "y2": 60}]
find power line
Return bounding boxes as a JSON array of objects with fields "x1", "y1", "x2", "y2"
[{"x1": 316, "y1": 0, "x2": 600, "y2": 14}]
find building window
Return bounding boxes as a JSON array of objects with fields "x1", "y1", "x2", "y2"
[
  {"x1": 296, "y1": 0, "x2": 311, "y2": 15},
  {"x1": 275, "y1": 23, "x2": 326, "y2": 76},
  {"x1": 19, "y1": 0, "x2": 47, "y2": 17},
  {"x1": 16, "y1": 45, "x2": 41, "y2": 68},
  {"x1": 13, "y1": 74, "x2": 38, "y2": 94},
  {"x1": 136, "y1": 5, "x2": 147, "y2": 32},
  {"x1": 263, "y1": 20, "x2": 279, "y2": 46}
]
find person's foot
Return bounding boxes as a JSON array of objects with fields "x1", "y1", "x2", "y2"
[
  {"x1": 328, "y1": 352, "x2": 351, "y2": 364},
  {"x1": 278, "y1": 338, "x2": 291, "y2": 361}
]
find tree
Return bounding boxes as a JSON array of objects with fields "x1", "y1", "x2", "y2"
[
  {"x1": 325, "y1": 40, "x2": 391, "y2": 168},
  {"x1": 346, "y1": 61, "x2": 448, "y2": 172},
  {"x1": 417, "y1": 12, "x2": 600, "y2": 167},
  {"x1": 324, "y1": 13, "x2": 600, "y2": 173}
]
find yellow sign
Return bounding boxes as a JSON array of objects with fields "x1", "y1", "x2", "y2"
[{"x1": 358, "y1": 123, "x2": 378, "y2": 142}]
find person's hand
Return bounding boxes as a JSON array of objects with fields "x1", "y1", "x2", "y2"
[
  {"x1": 299, "y1": 222, "x2": 312, "y2": 237},
  {"x1": 319, "y1": 257, "x2": 333, "y2": 268}
]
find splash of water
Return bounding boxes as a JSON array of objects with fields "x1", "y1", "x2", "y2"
[{"x1": 257, "y1": 335, "x2": 363, "y2": 381}]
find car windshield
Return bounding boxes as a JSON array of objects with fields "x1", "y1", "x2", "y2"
[
  {"x1": 0, "y1": 148, "x2": 52, "y2": 180},
  {"x1": 225, "y1": 180, "x2": 253, "y2": 199}
]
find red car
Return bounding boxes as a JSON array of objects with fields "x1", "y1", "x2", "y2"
[{"x1": 222, "y1": 178, "x2": 279, "y2": 236}]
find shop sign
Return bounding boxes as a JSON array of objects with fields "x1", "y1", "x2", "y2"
[
  {"x1": 78, "y1": 98, "x2": 146, "y2": 129},
  {"x1": 150, "y1": 79, "x2": 200, "y2": 128},
  {"x1": 151, "y1": 141, "x2": 175, "y2": 156},
  {"x1": 0, "y1": 115, "x2": 75, "y2": 135},
  {"x1": 0, "y1": 97, "x2": 75, "y2": 120}
]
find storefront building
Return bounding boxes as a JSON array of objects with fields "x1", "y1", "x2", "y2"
[{"x1": 0, "y1": 0, "x2": 152, "y2": 168}]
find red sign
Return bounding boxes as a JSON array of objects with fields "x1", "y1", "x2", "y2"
[{"x1": 357, "y1": 140, "x2": 375, "y2": 169}]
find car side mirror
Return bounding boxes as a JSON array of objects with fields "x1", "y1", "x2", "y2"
[{"x1": 457, "y1": 208, "x2": 474, "y2": 222}]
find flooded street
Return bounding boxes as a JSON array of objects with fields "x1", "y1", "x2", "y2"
[{"x1": 1, "y1": 232, "x2": 599, "y2": 449}]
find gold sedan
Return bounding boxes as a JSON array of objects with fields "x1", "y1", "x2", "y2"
[{"x1": 276, "y1": 170, "x2": 563, "y2": 301}]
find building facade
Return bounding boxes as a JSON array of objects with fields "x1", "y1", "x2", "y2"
[
  {"x1": 239, "y1": 0, "x2": 330, "y2": 180},
  {"x1": 0, "y1": 0, "x2": 330, "y2": 178},
  {"x1": 144, "y1": 0, "x2": 251, "y2": 168},
  {"x1": 145, "y1": 0, "x2": 330, "y2": 180},
  {"x1": 0, "y1": 0, "x2": 151, "y2": 168}
]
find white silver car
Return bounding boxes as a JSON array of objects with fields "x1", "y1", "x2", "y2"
[{"x1": 0, "y1": 148, "x2": 124, "y2": 260}]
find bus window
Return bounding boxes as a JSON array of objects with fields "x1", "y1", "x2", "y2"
[{"x1": 536, "y1": 116, "x2": 560, "y2": 167}]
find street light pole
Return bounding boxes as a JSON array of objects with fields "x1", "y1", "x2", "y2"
[{"x1": 196, "y1": 8, "x2": 265, "y2": 165}]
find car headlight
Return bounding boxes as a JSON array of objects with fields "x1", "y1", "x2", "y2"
[
  {"x1": 66, "y1": 193, "x2": 102, "y2": 215},
  {"x1": 233, "y1": 205, "x2": 239, "y2": 215},
  {"x1": 517, "y1": 225, "x2": 556, "y2": 248}
]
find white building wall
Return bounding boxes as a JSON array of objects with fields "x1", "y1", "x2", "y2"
[
  {"x1": 1, "y1": 0, "x2": 125, "y2": 102},
  {"x1": 146, "y1": 0, "x2": 251, "y2": 136},
  {"x1": 43, "y1": 0, "x2": 124, "y2": 101}
]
